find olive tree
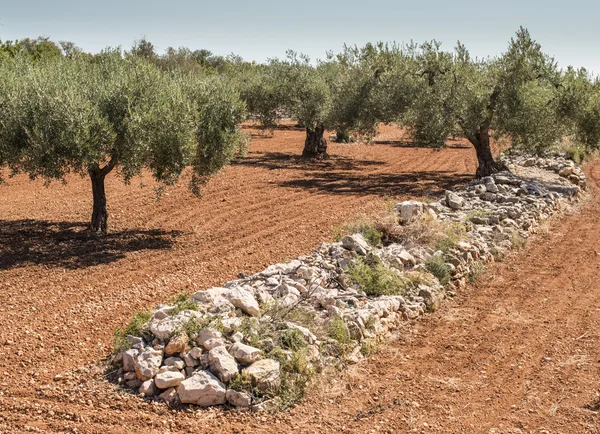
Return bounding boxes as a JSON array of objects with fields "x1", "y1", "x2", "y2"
[
  {"x1": 557, "y1": 67, "x2": 600, "y2": 151},
  {"x1": 402, "y1": 28, "x2": 564, "y2": 177},
  {"x1": 0, "y1": 52, "x2": 246, "y2": 233}
]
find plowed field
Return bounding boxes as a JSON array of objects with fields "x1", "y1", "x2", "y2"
[{"x1": 2, "y1": 124, "x2": 597, "y2": 433}]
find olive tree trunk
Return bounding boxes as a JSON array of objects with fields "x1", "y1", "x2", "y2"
[
  {"x1": 88, "y1": 158, "x2": 116, "y2": 234},
  {"x1": 468, "y1": 130, "x2": 504, "y2": 178},
  {"x1": 302, "y1": 126, "x2": 328, "y2": 159},
  {"x1": 89, "y1": 170, "x2": 109, "y2": 233}
]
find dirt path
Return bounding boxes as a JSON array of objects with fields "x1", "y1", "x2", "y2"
[{"x1": 1, "y1": 125, "x2": 598, "y2": 433}]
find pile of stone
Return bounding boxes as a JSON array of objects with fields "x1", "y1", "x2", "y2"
[{"x1": 111, "y1": 153, "x2": 586, "y2": 409}]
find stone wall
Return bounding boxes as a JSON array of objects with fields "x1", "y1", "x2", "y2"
[{"x1": 110, "y1": 153, "x2": 586, "y2": 411}]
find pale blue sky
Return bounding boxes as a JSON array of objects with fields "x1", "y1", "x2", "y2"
[{"x1": 0, "y1": 0, "x2": 598, "y2": 72}]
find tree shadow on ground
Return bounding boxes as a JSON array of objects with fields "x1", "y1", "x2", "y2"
[
  {"x1": 232, "y1": 152, "x2": 384, "y2": 172},
  {"x1": 372, "y1": 139, "x2": 471, "y2": 149},
  {"x1": 278, "y1": 170, "x2": 473, "y2": 197},
  {"x1": 0, "y1": 220, "x2": 181, "y2": 270}
]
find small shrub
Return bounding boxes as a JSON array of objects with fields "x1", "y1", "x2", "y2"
[
  {"x1": 511, "y1": 232, "x2": 527, "y2": 251},
  {"x1": 228, "y1": 372, "x2": 253, "y2": 393},
  {"x1": 435, "y1": 223, "x2": 467, "y2": 253},
  {"x1": 328, "y1": 315, "x2": 351, "y2": 345},
  {"x1": 170, "y1": 293, "x2": 198, "y2": 315},
  {"x1": 280, "y1": 328, "x2": 308, "y2": 352},
  {"x1": 425, "y1": 255, "x2": 451, "y2": 285},
  {"x1": 334, "y1": 215, "x2": 383, "y2": 246},
  {"x1": 347, "y1": 259, "x2": 407, "y2": 296},
  {"x1": 113, "y1": 310, "x2": 152, "y2": 352},
  {"x1": 468, "y1": 262, "x2": 486, "y2": 283},
  {"x1": 562, "y1": 142, "x2": 587, "y2": 164},
  {"x1": 360, "y1": 339, "x2": 378, "y2": 357}
]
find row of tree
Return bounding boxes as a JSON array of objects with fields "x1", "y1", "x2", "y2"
[
  {"x1": 235, "y1": 29, "x2": 600, "y2": 177},
  {"x1": 0, "y1": 30, "x2": 599, "y2": 233}
]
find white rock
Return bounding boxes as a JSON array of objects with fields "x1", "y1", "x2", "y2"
[
  {"x1": 208, "y1": 346, "x2": 239, "y2": 382},
  {"x1": 154, "y1": 370, "x2": 185, "y2": 389},
  {"x1": 445, "y1": 190, "x2": 464, "y2": 210},
  {"x1": 244, "y1": 359, "x2": 280, "y2": 392},
  {"x1": 398, "y1": 250, "x2": 416, "y2": 266},
  {"x1": 139, "y1": 379, "x2": 158, "y2": 396},
  {"x1": 221, "y1": 317, "x2": 243, "y2": 333},
  {"x1": 342, "y1": 234, "x2": 370, "y2": 255},
  {"x1": 191, "y1": 287, "x2": 228, "y2": 303},
  {"x1": 203, "y1": 337, "x2": 226, "y2": 350},
  {"x1": 231, "y1": 331, "x2": 244, "y2": 343},
  {"x1": 229, "y1": 342, "x2": 262, "y2": 364},
  {"x1": 395, "y1": 200, "x2": 424, "y2": 223},
  {"x1": 196, "y1": 328, "x2": 223, "y2": 347},
  {"x1": 285, "y1": 322, "x2": 317, "y2": 345},
  {"x1": 122, "y1": 349, "x2": 138, "y2": 372},
  {"x1": 134, "y1": 347, "x2": 163, "y2": 381},
  {"x1": 163, "y1": 357, "x2": 185, "y2": 370},
  {"x1": 150, "y1": 315, "x2": 187, "y2": 341},
  {"x1": 224, "y1": 288, "x2": 260, "y2": 316},
  {"x1": 177, "y1": 370, "x2": 227, "y2": 406},
  {"x1": 190, "y1": 347, "x2": 204, "y2": 359},
  {"x1": 226, "y1": 389, "x2": 252, "y2": 407},
  {"x1": 158, "y1": 387, "x2": 179, "y2": 406}
]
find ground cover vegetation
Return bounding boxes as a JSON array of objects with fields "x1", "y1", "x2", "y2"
[{"x1": 1, "y1": 29, "x2": 599, "y2": 232}]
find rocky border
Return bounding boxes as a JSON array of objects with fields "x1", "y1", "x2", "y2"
[{"x1": 109, "y1": 152, "x2": 586, "y2": 411}]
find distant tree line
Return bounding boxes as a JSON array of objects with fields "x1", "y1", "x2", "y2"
[{"x1": 0, "y1": 30, "x2": 598, "y2": 233}]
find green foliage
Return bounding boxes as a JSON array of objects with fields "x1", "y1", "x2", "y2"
[
  {"x1": 467, "y1": 262, "x2": 486, "y2": 284},
  {"x1": 425, "y1": 255, "x2": 451, "y2": 285},
  {"x1": 328, "y1": 315, "x2": 352, "y2": 345},
  {"x1": 113, "y1": 310, "x2": 152, "y2": 351},
  {"x1": 334, "y1": 215, "x2": 383, "y2": 246},
  {"x1": 169, "y1": 293, "x2": 198, "y2": 315},
  {"x1": 280, "y1": 328, "x2": 308, "y2": 352},
  {"x1": 347, "y1": 258, "x2": 407, "y2": 296},
  {"x1": 228, "y1": 372, "x2": 253, "y2": 393},
  {"x1": 434, "y1": 222, "x2": 467, "y2": 253},
  {"x1": 0, "y1": 51, "x2": 247, "y2": 227}
]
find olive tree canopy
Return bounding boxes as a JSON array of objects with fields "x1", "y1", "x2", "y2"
[{"x1": 0, "y1": 51, "x2": 247, "y2": 232}]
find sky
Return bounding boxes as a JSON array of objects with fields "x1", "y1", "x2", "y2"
[{"x1": 0, "y1": 0, "x2": 598, "y2": 73}]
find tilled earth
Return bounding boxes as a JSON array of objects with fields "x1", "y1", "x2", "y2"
[{"x1": 1, "y1": 124, "x2": 598, "y2": 433}]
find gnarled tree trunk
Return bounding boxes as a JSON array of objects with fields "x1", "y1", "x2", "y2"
[
  {"x1": 471, "y1": 130, "x2": 504, "y2": 178},
  {"x1": 302, "y1": 126, "x2": 328, "y2": 159},
  {"x1": 88, "y1": 158, "x2": 116, "y2": 234}
]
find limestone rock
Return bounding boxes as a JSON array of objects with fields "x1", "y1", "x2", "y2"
[
  {"x1": 165, "y1": 332, "x2": 188, "y2": 356},
  {"x1": 226, "y1": 389, "x2": 252, "y2": 407},
  {"x1": 445, "y1": 191, "x2": 464, "y2": 210},
  {"x1": 196, "y1": 328, "x2": 223, "y2": 347},
  {"x1": 139, "y1": 379, "x2": 158, "y2": 396},
  {"x1": 122, "y1": 349, "x2": 138, "y2": 372},
  {"x1": 158, "y1": 387, "x2": 180, "y2": 406},
  {"x1": 342, "y1": 234, "x2": 370, "y2": 255},
  {"x1": 245, "y1": 359, "x2": 280, "y2": 392},
  {"x1": 134, "y1": 347, "x2": 163, "y2": 381},
  {"x1": 395, "y1": 200, "x2": 424, "y2": 223},
  {"x1": 208, "y1": 346, "x2": 239, "y2": 382},
  {"x1": 229, "y1": 342, "x2": 262, "y2": 364},
  {"x1": 224, "y1": 288, "x2": 261, "y2": 316},
  {"x1": 177, "y1": 370, "x2": 227, "y2": 406},
  {"x1": 154, "y1": 370, "x2": 185, "y2": 389}
]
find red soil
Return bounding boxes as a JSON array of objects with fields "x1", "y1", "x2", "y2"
[{"x1": 2, "y1": 124, "x2": 596, "y2": 433}]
